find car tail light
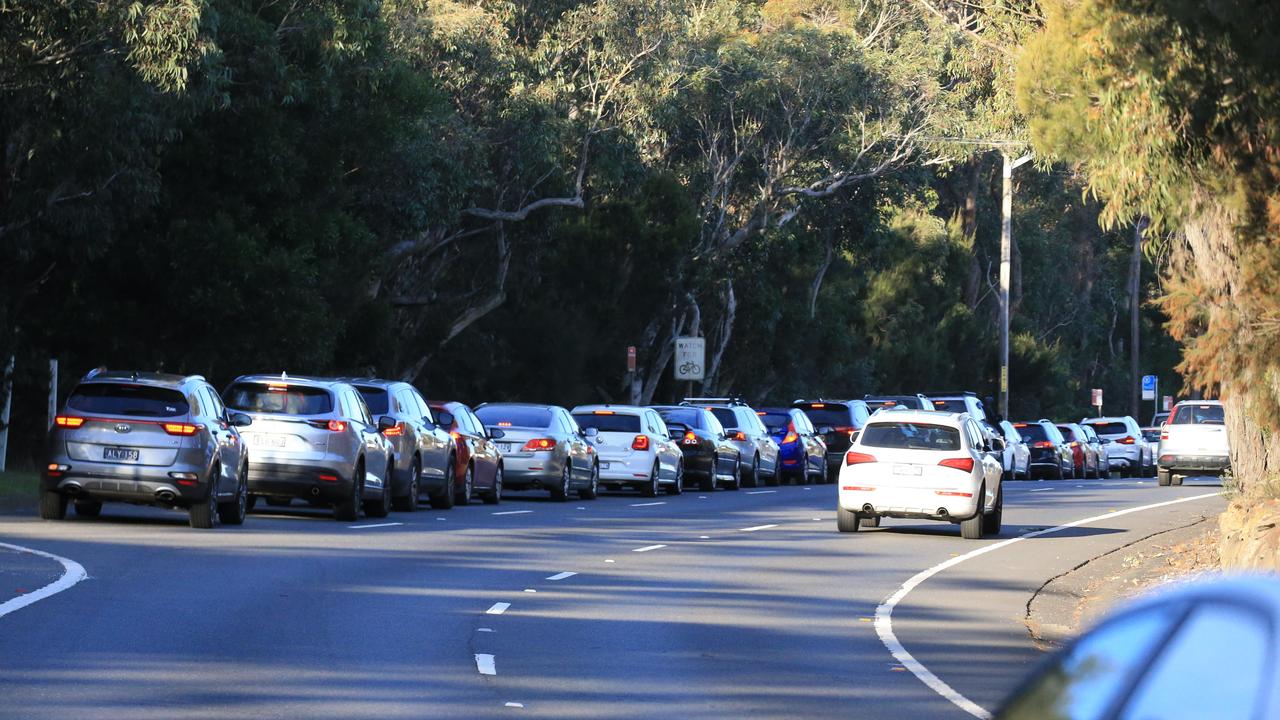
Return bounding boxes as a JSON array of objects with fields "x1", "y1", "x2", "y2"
[
  {"x1": 54, "y1": 416, "x2": 85, "y2": 428},
  {"x1": 842, "y1": 485, "x2": 876, "y2": 491},
  {"x1": 383, "y1": 423, "x2": 405, "y2": 437},
  {"x1": 1117, "y1": 436, "x2": 1136, "y2": 445},
  {"x1": 632, "y1": 435, "x2": 650, "y2": 451},
  {"x1": 306, "y1": 419, "x2": 348, "y2": 432},
  {"x1": 810, "y1": 403, "x2": 826, "y2": 408},
  {"x1": 318, "y1": 473, "x2": 339, "y2": 482},
  {"x1": 939, "y1": 457, "x2": 975, "y2": 473},
  {"x1": 731, "y1": 430, "x2": 746, "y2": 441},
  {"x1": 523, "y1": 438, "x2": 556, "y2": 452},
  {"x1": 845, "y1": 451, "x2": 876, "y2": 465},
  {"x1": 1070, "y1": 441, "x2": 1080, "y2": 448},
  {"x1": 593, "y1": 410, "x2": 615, "y2": 415},
  {"x1": 1160, "y1": 428, "x2": 1169, "y2": 441},
  {"x1": 935, "y1": 490, "x2": 974, "y2": 497},
  {"x1": 497, "y1": 421, "x2": 513, "y2": 427},
  {"x1": 46, "y1": 463, "x2": 69, "y2": 477},
  {"x1": 682, "y1": 431, "x2": 699, "y2": 446},
  {"x1": 162, "y1": 423, "x2": 200, "y2": 436},
  {"x1": 1033, "y1": 441, "x2": 1053, "y2": 449},
  {"x1": 783, "y1": 424, "x2": 798, "y2": 444}
]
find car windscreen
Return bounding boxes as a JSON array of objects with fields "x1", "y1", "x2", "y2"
[
  {"x1": 224, "y1": 382, "x2": 333, "y2": 415},
  {"x1": 1084, "y1": 421, "x2": 1129, "y2": 436},
  {"x1": 1013, "y1": 423, "x2": 1050, "y2": 442},
  {"x1": 572, "y1": 413, "x2": 641, "y2": 433},
  {"x1": 67, "y1": 384, "x2": 190, "y2": 418},
  {"x1": 1170, "y1": 404, "x2": 1225, "y2": 425},
  {"x1": 860, "y1": 422, "x2": 961, "y2": 451},
  {"x1": 798, "y1": 406, "x2": 853, "y2": 427},
  {"x1": 930, "y1": 398, "x2": 967, "y2": 413},
  {"x1": 475, "y1": 406, "x2": 553, "y2": 429},
  {"x1": 758, "y1": 411, "x2": 792, "y2": 433},
  {"x1": 353, "y1": 386, "x2": 389, "y2": 415},
  {"x1": 709, "y1": 408, "x2": 738, "y2": 429},
  {"x1": 656, "y1": 408, "x2": 702, "y2": 429}
]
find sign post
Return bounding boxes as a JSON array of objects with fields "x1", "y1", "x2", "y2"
[
  {"x1": 1142, "y1": 375, "x2": 1158, "y2": 424},
  {"x1": 625, "y1": 346, "x2": 638, "y2": 405},
  {"x1": 1162, "y1": 395, "x2": 1173, "y2": 413},
  {"x1": 674, "y1": 337, "x2": 705, "y2": 397},
  {"x1": 1091, "y1": 388, "x2": 1103, "y2": 417}
]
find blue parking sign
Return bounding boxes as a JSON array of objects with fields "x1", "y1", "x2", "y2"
[{"x1": 1142, "y1": 374, "x2": 1157, "y2": 400}]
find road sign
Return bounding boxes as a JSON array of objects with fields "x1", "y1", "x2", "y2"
[
  {"x1": 674, "y1": 337, "x2": 705, "y2": 381},
  {"x1": 626, "y1": 346, "x2": 636, "y2": 373},
  {"x1": 1141, "y1": 374, "x2": 1157, "y2": 400},
  {"x1": 1162, "y1": 395, "x2": 1173, "y2": 412},
  {"x1": 1091, "y1": 388, "x2": 1103, "y2": 407}
]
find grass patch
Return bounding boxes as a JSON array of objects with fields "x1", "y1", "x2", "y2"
[{"x1": 0, "y1": 470, "x2": 39, "y2": 501}]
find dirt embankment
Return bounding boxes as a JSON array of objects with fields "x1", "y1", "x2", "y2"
[{"x1": 1219, "y1": 497, "x2": 1280, "y2": 571}]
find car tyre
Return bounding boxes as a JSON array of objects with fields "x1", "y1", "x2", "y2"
[
  {"x1": 1053, "y1": 463, "x2": 1065, "y2": 481},
  {"x1": 431, "y1": 458, "x2": 457, "y2": 509},
  {"x1": 217, "y1": 471, "x2": 248, "y2": 526},
  {"x1": 580, "y1": 464, "x2": 599, "y2": 500},
  {"x1": 456, "y1": 463, "x2": 474, "y2": 506},
  {"x1": 666, "y1": 462, "x2": 684, "y2": 496},
  {"x1": 982, "y1": 487, "x2": 1003, "y2": 535},
  {"x1": 39, "y1": 491, "x2": 67, "y2": 520},
  {"x1": 334, "y1": 461, "x2": 364, "y2": 521},
  {"x1": 550, "y1": 464, "x2": 571, "y2": 501},
  {"x1": 483, "y1": 465, "x2": 503, "y2": 505},
  {"x1": 393, "y1": 458, "x2": 420, "y2": 512},
  {"x1": 1172, "y1": 473, "x2": 1184, "y2": 486},
  {"x1": 363, "y1": 463, "x2": 394, "y2": 518},
  {"x1": 836, "y1": 506, "x2": 861, "y2": 533},
  {"x1": 73, "y1": 499, "x2": 102, "y2": 518},
  {"x1": 745, "y1": 455, "x2": 761, "y2": 489},
  {"x1": 1157, "y1": 468, "x2": 1171, "y2": 486},
  {"x1": 960, "y1": 487, "x2": 985, "y2": 539},
  {"x1": 700, "y1": 456, "x2": 717, "y2": 492},
  {"x1": 642, "y1": 462, "x2": 660, "y2": 498},
  {"x1": 189, "y1": 470, "x2": 218, "y2": 529}
]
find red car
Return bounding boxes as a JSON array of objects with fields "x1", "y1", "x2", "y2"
[{"x1": 426, "y1": 401, "x2": 505, "y2": 505}]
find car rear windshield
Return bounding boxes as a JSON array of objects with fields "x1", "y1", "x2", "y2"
[
  {"x1": 1057, "y1": 426, "x2": 1081, "y2": 441},
  {"x1": 1084, "y1": 421, "x2": 1128, "y2": 436},
  {"x1": 930, "y1": 398, "x2": 967, "y2": 413},
  {"x1": 709, "y1": 408, "x2": 738, "y2": 428},
  {"x1": 1170, "y1": 404, "x2": 1225, "y2": 425},
  {"x1": 1013, "y1": 423, "x2": 1050, "y2": 442},
  {"x1": 67, "y1": 384, "x2": 190, "y2": 418},
  {"x1": 860, "y1": 422, "x2": 961, "y2": 451},
  {"x1": 353, "y1": 386, "x2": 389, "y2": 415},
  {"x1": 656, "y1": 408, "x2": 702, "y2": 429},
  {"x1": 572, "y1": 413, "x2": 641, "y2": 433},
  {"x1": 797, "y1": 406, "x2": 853, "y2": 426},
  {"x1": 865, "y1": 397, "x2": 913, "y2": 411},
  {"x1": 475, "y1": 406, "x2": 553, "y2": 429},
  {"x1": 223, "y1": 383, "x2": 333, "y2": 415}
]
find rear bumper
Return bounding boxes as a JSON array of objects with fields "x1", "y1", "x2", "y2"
[
  {"x1": 1159, "y1": 454, "x2": 1230, "y2": 473},
  {"x1": 502, "y1": 454, "x2": 566, "y2": 488},
  {"x1": 598, "y1": 453, "x2": 654, "y2": 484},
  {"x1": 839, "y1": 489, "x2": 980, "y2": 522},
  {"x1": 43, "y1": 468, "x2": 208, "y2": 505},
  {"x1": 680, "y1": 449, "x2": 716, "y2": 478},
  {"x1": 246, "y1": 461, "x2": 354, "y2": 501}
]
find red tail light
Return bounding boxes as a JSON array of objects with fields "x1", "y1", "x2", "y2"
[
  {"x1": 383, "y1": 423, "x2": 405, "y2": 437},
  {"x1": 54, "y1": 416, "x2": 85, "y2": 428},
  {"x1": 1033, "y1": 441, "x2": 1053, "y2": 449},
  {"x1": 1160, "y1": 428, "x2": 1168, "y2": 441},
  {"x1": 731, "y1": 430, "x2": 746, "y2": 441},
  {"x1": 845, "y1": 451, "x2": 876, "y2": 465},
  {"x1": 632, "y1": 435, "x2": 650, "y2": 451},
  {"x1": 939, "y1": 457, "x2": 975, "y2": 473},
  {"x1": 682, "y1": 431, "x2": 699, "y2": 446},
  {"x1": 162, "y1": 423, "x2": 200, "y2": 436},
  {"x1": 1070, "y1": 441, "x2": 1080, "y2": 448},
  {"x1": 318, "y1": 473, "x2": 339, "y2": 482},
  {"x1": 1117, "y1": 436, "x2": 1136, "y2": 445},
  {"x1": 783, "y1": 423, "x2": 798, "y2": 444},
  {"x1": 307, "y1": 419, "x2": 348, "y2": 432},
  {"x1": 522, "y1": 438, "x2": 556, "y2": 452}
]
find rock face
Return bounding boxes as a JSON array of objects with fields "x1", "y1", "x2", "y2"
[{"x1": 1219, "y1": 498, "x2": 1280, "y2": 572}]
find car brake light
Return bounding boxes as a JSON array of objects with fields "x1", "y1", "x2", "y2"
[
  {"x1": 593, "y1": 410, "x2": 615, "y2": 415},
  {"x1": 162, "y1": 423, "x2": 200, "y2": 436},
  {"x1": 318, "y1": 473, "x2": 339, "y2": 482},
  {"x1": 731, "y1": 430, "x2": 746, "y2": 441},
  {"x1": 1033, "y1": 441, "x2": 1053, "y2": 448},
  {"x1": 450, "y1": 430, "x2": 461, "y2": 440},
  {"x1": 1117, "y1": 436, "x2": 1135, "y2": 445},
  {"x1": 632, "y1": 435, "x2": 650, "y2": 451},
  {"x1": 54, "y1": 416, "x2": 85, "y2": 428},
  {"x1": 939, "y1": 457, "x2": 975, "y2": 473},
  {"x1": 756, "y1": 411, "x2": 767, "y2": 416},
  {"x1": 522, "y1": 438, "x2": 556, "y2": 451},
  {"x1": 383, "y1": 422, "x2": 405, "y2": 437},
  {"x1": 845, "y1": 451, "x2": 876, "y2": 465},
  {"x1": 783, "y1": 423, "x2": 798, "y2": 444},
  {"x1": 682, "y1": 431, "x2": 699, "y2": 446},
  {"x1": 497, "y1": 421, "x2": 513, "y2": 427},
  {"x1": 328, "y1": 420, "x2": 346, "y2": 432},
  {"x1": 810, "y1": 403, "x2": 825, "y2": 408}
]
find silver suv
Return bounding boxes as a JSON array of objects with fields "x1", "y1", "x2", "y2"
[
  {"x1": 686, "y1": 398, "x2": 780, "y2": 487},
  {"x1": 222, "y1": 375, "x2": 396, "y2": 521},
  {"x1": 347, "y1": 379, "x2": 456, "y2": 511},
  {"x1": 41, "y1": 370, "x2": 250, "y2": 529}
]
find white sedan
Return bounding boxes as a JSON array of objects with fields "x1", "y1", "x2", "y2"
[
  {"x1": 837, "y1": 410, "x2": 1004, "y2": 539},
  {"x1": 571, "y1": 405, "x2": 684, "y2": 497}
]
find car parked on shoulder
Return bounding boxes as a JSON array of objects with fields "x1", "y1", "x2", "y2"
[
  {"x1": 757, "y1": 407, "x2": 827, "y2": 484},
  {"x1": 1081, "y1": 416, "x2": 1153, "y2": 477},
  {"x1": 837, "y1": 410, "x2": 1004, "y2": 538},
  {"x1": 347, "y1": 379, "x2": 455, "y2": 511},
  {"x1": 222, "y1": 374, "x2": 395, "y2": 521},
  {"x1": 864, "y1": 394, "x2": 933, "y2": 412},
  {"x1": 1150, "y1": 410, "x2": 1170, "y2": 428},
  {"x1": 1012, "y1": 420, "x2": 1073, "y2": 480},
  {"x1": 573, "y1": 405, "x2": 684, "y2": 496},
  {"x1": 428, "y1": 401, "x2": 504, "y2": 504},
  {"x1": 997, "y1": 420, "x2": 1031, "y2": 480},
  {"x1": 685, "y1": 398, "x2": 779, "y2": 488},
  {"x1": 1057, "y1": 423, "x2": 1100, "y2": 479},
  {"x1": 651, "y1": 405, "x2": 742, "y2": 491},
  {"x1": 42, "y1": 371, "x2": 250, "y2": 529},
  {"x1": 794, "y1": 399, "x2": 872, "y2": 483},
  {"x1": 474, "y1": 403, "x2": 598, "y2": 501},
  {"x1": 1080, "y1": 424, "x2": 1111, "y2": 479},
  {"x1": 1157, "y1": 400, "x2": 1230, "y2": 486}
]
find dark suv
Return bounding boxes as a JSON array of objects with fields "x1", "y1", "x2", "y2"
[
  {"x1": 347, "y1": 379, "x2": 456, "y2": 511},
  {"x1": 42, "y1": 370, "x2": 250, "y2": 529},
  {"x1": 651, "y1": 405, "x2": 742, "y2": 491},
  {"x1": 1012, "y1": 420, "x2": 1073, "y2": 480},
  {"x1": 794, "y1": 399, "x2": 871, "y2": 482}
]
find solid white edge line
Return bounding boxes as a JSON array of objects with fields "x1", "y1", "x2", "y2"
[
  {"x1": 630, "y1": 501, "x2": 666, "y2": 507},
  {"x1": 632, "y1": 544, "x2": 666, "y2": 553},
  {"x1": 746, "y1": 490, "x2": 777, "y2": 495},
  {"x1": 546, "y1": 571, "x2": 577, "y2": 581},
  {"x1": 486, "y1": 602, "x2": 511, "y2": 615},
  {"x1": 347, "y1": 522, "x2": 403, "y2": 529},
  {"x1": 874, "y1": 491, "x2": 1219, "y2": 720},
  {"x1": 0, "y1": 542, "x2": 88, "y2": 620},
  {"x1": 492, "y1": 510, "x2": 533, "y2": 516},
  {"x1": 475, "y1": 654, "x2": 497, "y2": 675},
  {"x1": 740, "y1": 524, "x2": 779, "y2": 532}
]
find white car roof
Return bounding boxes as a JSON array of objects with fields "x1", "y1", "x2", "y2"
[
  {"x1": 571, "y1": 404, "x2": 646, "y2": 416},
  {"x1": 864, "y1": 409, "x2": 969, "y2": 427},
  {"x1": 1173, "y1": 399, "x2": 1222, "y2": 406}
]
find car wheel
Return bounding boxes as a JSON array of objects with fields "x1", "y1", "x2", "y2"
[
  {"x1": 334, "y1": 461, "x2": 363, "y2": 521},
  {"x1": 265, "y1": 497, "x2": 291, "y2": 507},
  {"x1": 1157, "y1": 468, "x2": 1171, "y2": 486},
  {"x1": 960, "y1": 489, "x2": 985, "y2": 539},
  {"x1": 580, "y1": 463, "x2": 599, "y2": 500},
  {"x1": 727, "y1": 460, "x2": 741, "y2": 491},
  {"x1": 982, "y1": 487, "x2": 1003, "y2": 535},
  {"x1": 1053, "y1": 463, "x2": 1064, "y2": 481},
  {"x1": 73, "y1": 499, "x2": 102, "y2": 518},
  {"x1": 245, "y1": 495, "x2": 258, "y2": 512},
  {"x1": 39, "y1": 490, "x2": 67, "y2": 520},
  {"x1": 1172, "y1": 473, "x2": 1184, "y2": 486},
  {"x1": 431, "y1": 458, "x2": 457, "y2": 509},
  {"x1": 363, "y1": 463, "x2": 394, "y2": 518},
  {"x1": 551, "y1": 463, "x2": 571, "y2": 501},
  {"x1": 483, "y1": 465, "x2": 503, "y2": 505},
  {"x1": 746, "y1": 456, "x2": 760, "y2": 488},
  {"x1": 188, "y1": 468, "x2": 219, "y2": 529},
  {"x1": 643, "y1": 462, "x2": 660, "y2": 498},
  {"x1": 666, "y1": 462, "x2": 684, "y2": 495},
  {"x1": 836, "y1": 506, "x2": 861, "y2": 533},
  {"x1": 393, "y1": 458, "x2": 420, "y2": 512},
  {"x1": 217, "y1": 471, "x2": 248, "y2": 526},
  {"x1": 700, "y1": 456, "x2": 716, "y2": 492},
  {"x1": 456, "y1": 463, "x2": 474, "y2": 506}
]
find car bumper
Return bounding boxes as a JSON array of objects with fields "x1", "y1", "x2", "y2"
[
  {"x1": 680, "y1": 449, "x2": 716, "y2": 478},
  {"x1": 42, "y1": 464, "x2": 209, "y2": 505},
  {"x1": 246, "y1": 461, "x2": 356, "y2": 501},
  {"x1": 1158, "y1": 454, "x2": 1230, "y2": 473},
  {"x1": 502, "y1": 454, "x2": 566, "y2": 487},
  {"x1": 597, "y1": 453, "x2": 655, "y2": 484},
  {"x1": 838, "y1": 488, "x2": 980, "y2": 521}
]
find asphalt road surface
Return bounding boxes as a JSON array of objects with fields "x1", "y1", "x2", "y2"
[{"x1": 0, "y1": 478, "x2": 1223, "y2": 719}]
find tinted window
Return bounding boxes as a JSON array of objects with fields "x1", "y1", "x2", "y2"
[
  {"x1": 1085, "y1": 421, "x2": 1129, "y2": 436},
  {"x1": 354, "y1": 386, "x2": 390, "y2": 415},
  {"x1": 1057, "y1": 426, "x2": 1080, "y2": 441},
  {"x1": 68, "y1": 383, "x2": 190, "y2": 418},
  {"x1": 573, "y1": 412, "x2": 642, "y2": 433},
  {"x1": 656, "y1": 408, "x2": 702, "y2": 429},
  {"x1": 225, "y1": 382, "x2": 333, "y2": 415},
  {"x1": 1012, "y1": 423, "x2": 1048, "y2": 442},
  {"x1": 860, "y1": 422, "x2": 962, "y2": 451},
  {"x1": 1170, "y1": 404, "x2": 1225, "y2": 425},
  {"x1": 931, "y1": 398, "x2": 968, "y2": 413},
  {"x1": 758, "y1": 411, "x2": 792, "y2": 432},
  {"x1": 710, "y1": 408, "x2": 738, "y2": 428},
  {"x1": 798, "y1": 405, "x2": 855, "y2": 427},
  {"x1": 204, "y1": 387, "x2": 225, "y2": 418},
  {"x1": 476, "y1": 405, "x2": 553, "y2": 429}
]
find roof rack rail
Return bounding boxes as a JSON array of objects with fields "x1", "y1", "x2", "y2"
[{"x1": 681, "y1": 397, "x2": 748, "y2": 406}]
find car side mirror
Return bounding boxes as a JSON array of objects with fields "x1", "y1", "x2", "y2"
[
  {"x1": 487, "y1": 427, "x2": 506, "y2": 440},
  {"x1": 583, "y1": 427, "x2": 599, "y2": 439},
  {"x1": 992, "y1": 438, "x2": 1005, "y2": 451},
  {"x1": 435, "y1": 411, "x2": 454, "y2": 428},
  {"x1": 229, "y1": 413, "x2": 252, "y2": 428},
  {"x1": 377, "y1": 416, "x2": 397, "y2": 433}
]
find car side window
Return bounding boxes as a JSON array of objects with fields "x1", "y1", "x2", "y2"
[
  {"x1": 704, "y1": 412, "x2": 725, "y2": 436},
  {"x1": 201, "y1": 387, "x2": 223, "y2": 420},
  {"x1": 188, "y1": 389, "x2": 203, "y2": 418}
]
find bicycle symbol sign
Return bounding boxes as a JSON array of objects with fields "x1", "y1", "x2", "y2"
[{"x1": 674, "y1": 337, "x2": 705, "y2": 381}]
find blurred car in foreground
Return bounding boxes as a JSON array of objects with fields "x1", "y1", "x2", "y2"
[
  {"x1": 689, "y1": 398, "x2": 779, "y2": 488},
  {"x1": 428, "y1": 401, "x2": 503, "y2": 505},
  {"x1": 837, "y1": 410, "x2": 1003, "y2": 538},
  {"x1": 573, "y1": 405, "x2": 683, "y2": 496},
  {"x1": 757, "y1": 407, "x2": 826, "y2": 484},
  {"x1": 1157, "y1": 400, "x2": 1230, "y2": 486},
  {"x1": 794, "y1": 399, "x2": 871, "y2": 483},
  {"x1": 42, "y1": 371, "x2": 250, "y2": 529},
  {"x1": 474, "y1": 403, "x2": 598, "y2": 501},
  {"x1": 998, "y1": 575, "x2": 1280, "y2": 720},
  {"x1": 348, "y1": 379, "x2": 455, "y2": 511},
  {"x1": 651, "y1": 405, "x2": 741, "y2": 491}
]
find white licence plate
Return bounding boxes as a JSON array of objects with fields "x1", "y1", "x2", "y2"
[
  {"x1": 599, "y1": 461, "x2": 611, "y2": 470},
  {"x1": 252, "y1": 434, "x2": 286, "y2": 448},
  {"x1": 103, "y1": 447, "x2": 140, "y2": 462},
  {"x1": 497, "y1": 443, "x2": 512, "y2": 453},
  {"x1": 893, "y1": 464, "x2": 922, "y2": 476}
]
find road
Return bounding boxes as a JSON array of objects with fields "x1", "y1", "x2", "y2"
[{"x1": 0, "y1": 478, "x2": 1223, "y2": 719}]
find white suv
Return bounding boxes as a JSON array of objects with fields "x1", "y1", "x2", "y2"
[
  {"x1": 1080, "y1": 415, "x2": 1154, "y2": 477},
  {"x1": 837, "y1": 410, "x2": 1004, "y2": 539},
  {"x1": 1157, "y1": 400, "x2": 1230, "y2": 486},
  {"x1": 571, "y1": 405, "x2": 684, "y2": 497}
]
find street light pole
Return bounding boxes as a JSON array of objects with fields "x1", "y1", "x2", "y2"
[{"x1": 999, "y1": 152, "x2": 1033, "y2": 421}]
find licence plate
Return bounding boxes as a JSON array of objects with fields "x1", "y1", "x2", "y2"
[
  {"x1": 497, "y1": 443, "x2": 512, "y2": 453},
  {"x1": 893, "y1": 464, "x2": 922, "y2": 476},
  {"x1": 252, "y1": 434, "x2": 287, "y2": 448},
  {"x1": 103, "y1": 447, "x2": 140, "y2": 462},
  {"x1": 599, "y1": 461, "x2": 611, "y2": 470}
]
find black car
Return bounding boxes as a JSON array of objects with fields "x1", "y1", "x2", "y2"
[
  {"x1": 863, "y1": 394, "x2": 933, "y2": 412},
  {"x1": 650, "y1": 406, "x2": 742, "y2": 491},
  {"x1": 794, "y1": 399, "x2": 871, "y2": 482},
  {"x1": 1012, "y1": 420, "x2": 1073, "y2": 480}
]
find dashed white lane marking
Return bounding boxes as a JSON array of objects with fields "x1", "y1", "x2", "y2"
[
  {"x1": 699, "y1": 535, "x2": 711, "y2": 539},
  {"x1": 604, "y1": 559, "x2": 616, "y2": 563},
  {"x1": 478, "y1": 628, "x2": 495, "y2": 632},
  {"x1": 803, "y1": 487, "x2": 812, "y2": 491},
  {"x1": 747, "y1": 490, "x2": 777, "y2": 495},
  {"x1": 875, "y1": 491, "x2": 1219, "y2": 720},
  {"x1": 633, "y1": 544, "x2": 667, "y2": 553},
  {"x1": 492, "y1": 510, "x2": 533, "y2": 516},
  {"x1": 546, "y1": 572, "x2": 577, "y2": 581},
  {"x1": 505, "y1": 702, "x2": 524, "y2": 708},
  {"x1": 630, "y1": 501, "x2": 666, "y2": 507},
  {"x1": 475, "y1": 654, "x2": 497, "y2": 675},
  {"x1": 486, "y1": 603, "x2": 511, "y2": 615},
  {"x1": 348, "y1": 522, "x2": 403, "y2": 529},
  {"x1": 740, "y1": 524, "x2": 779, "y2": 532},
  {"x1": 1029, "y1": 488, "x2": 1054, "y2": 493},
  {"x1": 523, "y1": 589, "x2": 536, "y2": 593},
  {"x1": 698, "y1": 496, "x2": 708, "y2": 499},
  {"x1": 0, "y1": 542, "x2": 88, "y2": 620}
]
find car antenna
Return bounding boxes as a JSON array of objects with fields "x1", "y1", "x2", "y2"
[{"x1": 281, "y1": 371, "x2": 288, "y2": 379}]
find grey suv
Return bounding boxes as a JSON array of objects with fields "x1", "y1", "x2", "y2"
[
  {"x1": 347, "y1": 379, "x2": 456, "y2": 511},
  {"x1": 685, "y1": 398, "x2": 780, "y2": 488},
  {"x1": 222, "y1": 375, "x2": 395, "y2": 521},
  {"x1": 41, "y1": 371, "x2": 250, "y2": 529}
]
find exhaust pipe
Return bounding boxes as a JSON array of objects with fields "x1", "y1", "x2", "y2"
[
  {"x1": 155, "y1": 489, "x2": 177, "y2": 504},
  {"x1": 311, "y1": 487, "x2": 320, "y2": 496},
  {"x1": 936, "y1": 507, "x2": 950, "y2": 517},
  {"x1": 64, "y1": 482, "x2": 83, "y2": 496},
  {"x1": 862, "y1": 504, "x2": 875, "y2": 514}
]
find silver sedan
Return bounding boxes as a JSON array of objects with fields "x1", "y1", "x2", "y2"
[{"x1": 474, "y1": 403, "x2": 599, "y2": 501}]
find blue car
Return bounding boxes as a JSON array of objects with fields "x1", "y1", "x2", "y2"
[{"x1": 756, "y1": 408, "x2": 827, "y2": 484}]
